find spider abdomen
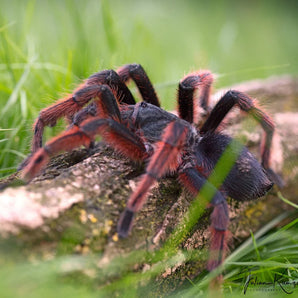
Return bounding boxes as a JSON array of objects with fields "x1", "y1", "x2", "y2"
[
  {"x1": 196, "y1": 133, "x2": 273, "y2": 201},
  {"x1": 225, "y1": 147, "x2": 273, "y2": 201}
]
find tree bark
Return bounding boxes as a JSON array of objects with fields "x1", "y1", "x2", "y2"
[{"x1": 0, "y1": 75, "x2": 297, "y2": 290}]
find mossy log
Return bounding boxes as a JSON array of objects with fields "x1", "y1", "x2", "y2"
[{"x1": 0, "y1": 75, "x2": 297, "y2": 288}]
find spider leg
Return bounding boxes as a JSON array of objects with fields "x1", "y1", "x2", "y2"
[
  {"x1": 178, "y1": 70, "x2": 214, "y2": 123},
  {"x1": 179, "y1": 167, "x2": 229, "y2": 271},
  {"x1": 201, "y1": 90, "x2": 283, "y2": 186},
  {"x1": 62, "y1": 103, "x2": 98, "y2": 149},
  {"x1": 86, "y1": 69, "x2": 135, "y2": 104},
  {"x1": 68, "y1": 84, "x2": 122, "y2": 147},
  {"x1": 19, "y1": 85, "x2": 120, "y2": 170},
  {"x1": 31, "y1": 69, "x2": 135, "y2": 154},
  {"x1": 22, "y1": 117, "x2": 148, "y2": 182},
  {"x1": 117, "y1": 120, "x2": 189, "y2": 237},
  {"x1": 77, "y1": 85, "x2": 122, "y2": 122},
  {"x1": 66, "y1": 82, "x2": 124, "y2": 146},
  {"x1": 117, "y1": 63, "x2": 160, "y2": 107},
  {"x1": 71, "y1": 102, "x2": 97, "y2": 127},
  {"x1": 22, "y1": 85, "x2": 146, "y2": 180},
  {"x1": 32, "y1": 94, "x2": 82, "y2": 153}
]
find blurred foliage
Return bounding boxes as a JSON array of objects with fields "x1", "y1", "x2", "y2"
[{"x1": 0, "y1": 1, "x2": 297, "y2": 297}]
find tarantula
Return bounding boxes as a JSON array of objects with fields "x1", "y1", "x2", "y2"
[{"x1": 21, "y1": 63, "x2": 280, "y2": 270}]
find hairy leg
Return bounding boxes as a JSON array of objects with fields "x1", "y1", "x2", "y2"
[
  {"x1": 31, "y1": 69, "x2": 135, "y2": 154},
  {"x1": 177, "y1": 70, "x2": 214, "y2": 123},
  {"x1": 117, "y1": 120, "x2": 188, "y2": 237},
  {"x1": 86, "y1": 69, "x2": 135, "y2": 104},
  {"x1": 201, "y1": 90, "x2": 282, "y2": 186},
  {"x1": 179, "y1": 167, "x2": 230, "y2": 270},
  {"x1": 22, "y1": 85, "x2": 147, "y2": 181},
  {"x1": 22, "y1": 117, "x2": 148, "y2": 182},
  {"x1": 117, "y1": 63, "x2": 160, "y2": 107}
]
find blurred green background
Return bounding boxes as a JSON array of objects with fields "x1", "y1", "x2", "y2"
[
  {"x1": 0, "y1": 1, "x2": 297, "y2": 297},
  {"x1": 0, "y1": 0, "x2": 297, "y2": 176}
]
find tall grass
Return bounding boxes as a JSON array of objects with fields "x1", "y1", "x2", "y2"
[{"x1": 0, "y1": 0, "x2": 297, "y2": 297}]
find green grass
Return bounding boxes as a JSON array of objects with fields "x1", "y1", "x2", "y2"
[
  {"x1": 0, "y1": 0, "x2": 297, "y2": 297},
  {"x1": 0, "y1": 208, "x2": 297, "y2": 297}
]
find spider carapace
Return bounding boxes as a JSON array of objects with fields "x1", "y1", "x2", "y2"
[{"x1": 21, "y1": 63, "x2": 281, "y2": 271}]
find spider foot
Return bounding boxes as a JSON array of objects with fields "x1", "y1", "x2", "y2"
[
  {"x1": 17, "y1": 153, "x2": 34, "y2": 171},
  {"x1": 207, "y1": 201, "x2": 230, "y2": 271},
  {"x1": 21, "y1": 148, "x2": 50, "y2": 182},
  {"x1": 266, "y1": 168, "x2": 284, "y2": 188},
  {"x1": 207, "y1": 229, "x2": 230, "y2": 271},
  {"x1": 117, "y1": 208, "x2": 135, "y2": 238}
]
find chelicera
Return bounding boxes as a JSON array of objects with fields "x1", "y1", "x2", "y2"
[{"x1": 21, "y1": 63, "x2": 281, "y2": 270}]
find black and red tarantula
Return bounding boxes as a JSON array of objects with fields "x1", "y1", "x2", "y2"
[{"x1": 21, "y1": 63, "x2": 280, "y2": 270}]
